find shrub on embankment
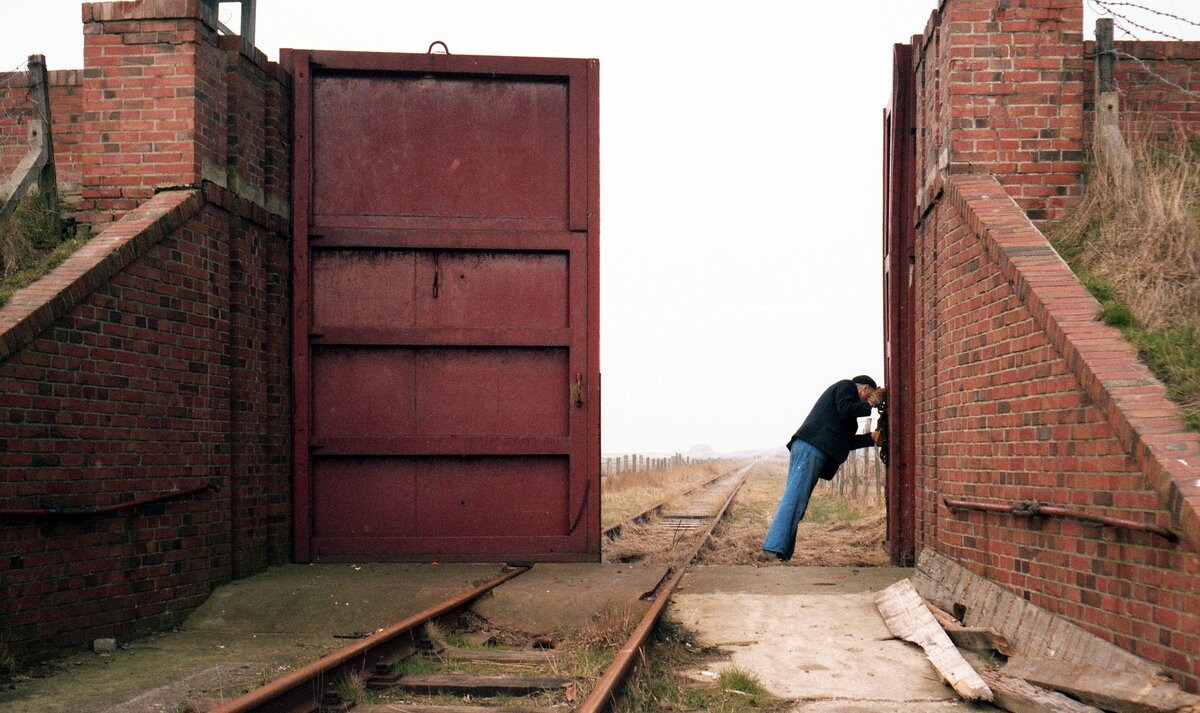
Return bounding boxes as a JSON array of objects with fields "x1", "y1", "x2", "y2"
[
  {"x1": 1051, "y1": 134, "x2": 1200, "y2": 432},
  {"x1": 0, "y1": 189, "x2": 84, "y2": 308}
]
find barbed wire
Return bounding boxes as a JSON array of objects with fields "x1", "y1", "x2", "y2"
[
  {"x1": 1089, "y1": 0, "x2": 1188, "y2": 41},
  {"x1": 1091, "y1": 0, "x2": 1200, "y2": 29},
  {"x1": 1085, "y1": 0, "x2": 1200, "y2": 100},
  {"x1": 1113, "y1": 49, "x2": 1200, "y2": 98}
]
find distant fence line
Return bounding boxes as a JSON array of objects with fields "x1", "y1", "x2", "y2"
[
  {"x1": 816, "y1": 446, "x2": 884, "y2": 504},
  {"x1": 602, "y1": 453, "x2": 696, "y2": 476}
]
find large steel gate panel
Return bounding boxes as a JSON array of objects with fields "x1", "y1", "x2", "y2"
[
  {"x1": 286, "y1": 50, "x2": 599, "y2": 561},
  {"x1": 882, "y1": 41, "x2": 918, "y2": 566}
]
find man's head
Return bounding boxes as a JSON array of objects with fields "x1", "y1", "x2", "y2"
[{"x1": 852, "y1": 375, "x2": 878, "y2": 402}]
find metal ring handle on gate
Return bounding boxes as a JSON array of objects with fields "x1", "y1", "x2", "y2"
[{"x1": 427, "y1": 41, "x2": 451, "y2": 55}]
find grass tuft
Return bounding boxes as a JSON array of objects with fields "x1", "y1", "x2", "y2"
[
  {"x1": 0, "y1": 189, "x2": 82, "y2": 309},
  {"x1": 717, "y1": 666, "x2": 768, "y2": 696}
]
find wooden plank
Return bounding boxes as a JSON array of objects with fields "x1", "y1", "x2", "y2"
[
  {"x1": 924, "y1": 598, "x2": 1014, "y2": 656},
  {"x1": 428, "y1": 648, "x2": 561, "y2": 663},
  {"x1": 874, "y1": 579, "x2": 992, "y2": 701},
  {"x1": 395, "y1": 674, "x2": 575, "y2": 698},
  {"x1": 1002, "y1": 657, "x2": 1200, "y2": 713},
  {"x1": 980, "y1": 669, "x2": 1104, "y2": 713}
]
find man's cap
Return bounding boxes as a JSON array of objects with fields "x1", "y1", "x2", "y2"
[{"x1": 852, "y1": 375, "x2": 877, "y2": 389}]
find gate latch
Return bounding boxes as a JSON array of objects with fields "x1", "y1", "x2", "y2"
[{"x1": 571, "y1": 374, "x2": 584, "y2": 408}]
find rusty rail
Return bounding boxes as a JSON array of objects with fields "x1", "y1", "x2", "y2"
[
  {"x1": 603, "y1": 463, "x2": 742, "y2": 540},
  {"x1": 208, "y1": 565, "x2": 529, "y2": 713},
  {"x1": 577, "y1": 463, "x2": 754, "y2": 713},
  {"x1": 943, "y1": 497, "x2": 1178, "y2": 542},
  {"x1": 0, "y1": 481, "x2": 218, "y2": 518}
]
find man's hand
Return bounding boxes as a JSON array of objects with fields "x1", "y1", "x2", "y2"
[
  {"x1": 872, "y1": 428, "x2": 885, "y2": 447},
  {"x1": 868, "y1": 386, "x2": 887, "y2": 407}
]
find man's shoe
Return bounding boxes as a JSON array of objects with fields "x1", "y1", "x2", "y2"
[{"x1": 753, "y1": 550, "x2": 783, "y2": 564}]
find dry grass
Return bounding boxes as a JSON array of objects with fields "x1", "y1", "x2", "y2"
[
  {"x1": 575, "y1": 603, "x2": 647, "y2": 652},
  {"x1": 602, "y1": 460, "x2": 732, "y2": 529},
  {"x1": 698, "y1": 460, "x2": 889, "y2": 567},
  {"x1": 0, "y1": 188, "x2": 82, "y2": 308},
  {"x1": 1051, "y1": 130, "x2": 1200, "y2": 430},
  {"x1": 1053, "y1": 132, "x2": 1200, "y2": 330},
  {"x1": 0, "y1": 189, "x2": 66, "y2": 276}
]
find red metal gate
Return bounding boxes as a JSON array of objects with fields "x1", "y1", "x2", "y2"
[
  {"x1": 284, "y1": 49, "x2": 600, "y2": 562},
  {"x1": 882, "y1": 40, "x2": 917, "y2": 566}
]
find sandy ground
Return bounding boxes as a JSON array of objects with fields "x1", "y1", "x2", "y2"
[{"x1": 671, "y1": 566, "x2": 988, "y2": 711}]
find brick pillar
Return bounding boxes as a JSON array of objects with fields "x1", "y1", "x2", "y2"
[
  {"x1": 938, "y1": 0, "x2": 1085, "y2": 222},
  {"x1": 80, "y1": 0, "x2": 227, "y2": 224}
]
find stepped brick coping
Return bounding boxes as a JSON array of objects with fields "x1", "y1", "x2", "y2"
[
  {"x1": 0, "y1": 189, "x2": 202, "y2": 363},
  {"x1": 82, "y1": 0, "x2": 216, "y2": 27},
  {"x1": 945, "y1": 172, "x2": 1200, "y2": 550},
  {"x1": 0, "y1": 182, "x2": 288, "y2": 365}
]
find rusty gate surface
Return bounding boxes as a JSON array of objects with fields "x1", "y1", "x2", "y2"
[
  {"x1": 882, "y1": 40, "x2": 917, "y2": 567},
  {"x1": 284, "y1": 49, "x2": 600, "y2": 562}
]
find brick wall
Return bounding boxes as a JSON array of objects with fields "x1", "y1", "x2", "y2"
[
  {"x1": 1083, "y1": 39, "x2": 1200, "y2": 142},
  {"x1": 0, "y1": 0, "x2": 291, "y2": 657},
  {"x1": 906, "y1": 0, "x2": 1200, "y2": 692},
  {"x1": 0, "y1": 70, "x2": 85, "y2": 209},
  {"x1": 914, "y1": 0, "x2": 1084, "y2": 224}
]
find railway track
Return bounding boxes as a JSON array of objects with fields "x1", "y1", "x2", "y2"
[{"x1": 209, "y1": 463, "x2": 755, "y2": 713}]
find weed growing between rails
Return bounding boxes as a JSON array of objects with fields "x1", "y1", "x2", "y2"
[
  {"x1": 699, "y1": 460, "x2": 889, "y2": 567},
  {"x1": 611, "y1": 618, "x2": 786, "y2": 713},
  {"x1": 1051, "y1": 131, "x2": 1200, "y2": 431}
]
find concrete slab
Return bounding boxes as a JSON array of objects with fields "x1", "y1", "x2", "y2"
[
  {"x1": 188, "y1": 562, "x2": 507, "y2": 634},
  {"x1": 670, "y1": 566, "x2": 991, "y2": 710},
  {"x1": 0, "y1": 563, "x2": 508, "y2": 713},
  {"x1": 471, "y1": 562, "x2": 666, "y2": 635}
]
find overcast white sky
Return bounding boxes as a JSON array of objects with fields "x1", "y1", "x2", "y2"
[{"x1": 2, "y1": 1, "x2": 1198, "y2": 455}]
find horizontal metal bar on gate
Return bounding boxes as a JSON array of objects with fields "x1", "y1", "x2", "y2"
[
  {"x1": 310, "y1": 215, "x2": 572, "y2": 234},
  {"x1": 303, "y1": 49, "x2": 589, "y2": 78},
  {"x1": 310, "y1": 327, "x2": 573, "y2": 348},
  {"x1": 0, "y1": 482, "x2": 217, "y2": 518},
  {"x1": 308, "y1": 228, "x2": 581, "y2": 252},
  {"x1": 310, "y1": 436, "x2": 572, "y2": 456},
  {"x1": 943, "y1": 497, "x2": 1179, "y2": 542}
]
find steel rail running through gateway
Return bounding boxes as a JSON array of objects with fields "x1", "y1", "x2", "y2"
[{"x1": 206, "y1": 462, "x2": 754, "y2": 712}]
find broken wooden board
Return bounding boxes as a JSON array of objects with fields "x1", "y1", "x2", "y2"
[
  {"x1": 980, "y1": 669, "x2": 1103, "y2": 713},
  {"x1": 394, "y1": 674, "x2": 576, "y2": 699},
  {"x1": 924, "y1": 598, "x2": 1014, "y2": 656},
  {"x1": 875, "y1": 579, "x2": 992, "y2": 701},
  {"x1": 1002, "y1": 657, "x2": 1200, "y2": 713}
]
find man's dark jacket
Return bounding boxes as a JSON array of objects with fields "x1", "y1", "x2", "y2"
[{"x1": 786, "y1": 379, "x2": 874, "y2": 480}]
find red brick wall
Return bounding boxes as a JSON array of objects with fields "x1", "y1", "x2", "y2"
[
  {"x1": 914, "y1": 0, "x2": 1085, "y2": 224},
  {"x1": 0, "y1": 0, "x2": 291, "y2": 657},
  {"x1": 1083, "y1": 40, "x2": 1200, "y2": 142},
  {"x1": 907, "y1": 0, "x2": 1200, "y2": 692},
  {"x1": 0, "y1": 70, "x2": 85, "y2": 209},
  {"x1": 0, "y1": 191, "x2": 290, "y2": 656}
]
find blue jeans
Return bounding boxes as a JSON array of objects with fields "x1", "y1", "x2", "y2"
[{"x1": 762, "y1": 439, "x2": 827, "y2": 561}]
